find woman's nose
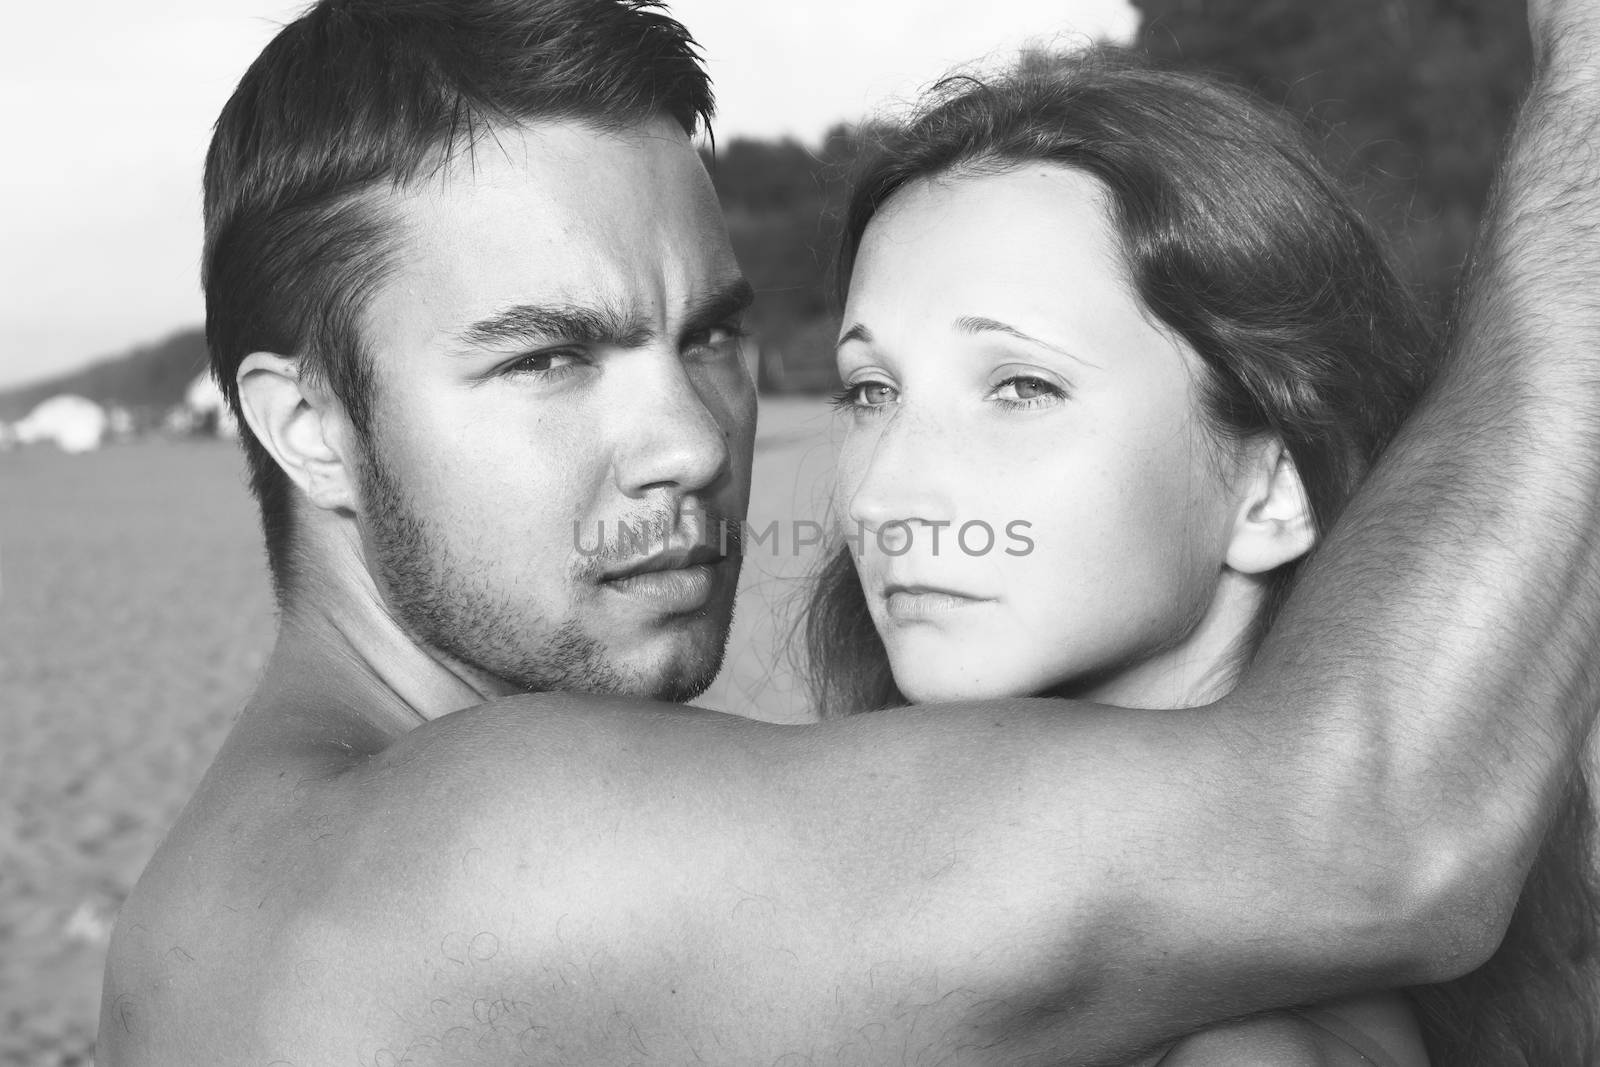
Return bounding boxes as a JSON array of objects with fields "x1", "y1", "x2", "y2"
[{"x1": 844, "y1": 411, "x2": 954, "y2": 534}]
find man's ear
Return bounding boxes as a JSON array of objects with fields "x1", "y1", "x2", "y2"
[
  {"x1": 1224, "y1": 439, "x2": 1315, "y2": 575},
  {"x1": 236, "y1": 353, "x2": 359, "y2": 512}
]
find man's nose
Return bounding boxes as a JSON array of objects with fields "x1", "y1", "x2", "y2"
[{"x1": 614, "y1": 355, "x2": 733, "y2": 501}]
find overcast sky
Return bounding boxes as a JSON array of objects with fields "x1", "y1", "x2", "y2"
[{"x1": 0, "y1": 0, "x2": 1137, "y2": 390}]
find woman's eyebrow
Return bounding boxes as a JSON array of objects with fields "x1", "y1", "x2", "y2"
[
  {"x1": 836, "y1": 322, "x2": 873, "y2": 350},
  {"x1": 954, "y1": 315, "x2": 1100, "y2": 368}
]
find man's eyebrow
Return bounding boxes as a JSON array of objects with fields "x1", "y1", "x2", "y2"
[
  {"x1": 454, "y1": 301, "x2": 651, "y2": 351},
  {"x1": 681, "y1": 277, "x2": 756, "y2": 338},
  {"x1": 453, "y1": 280, "x2": 756, "y2": 353},
  {"x1": 954, "y1": 315, "x2": 1099, "y2": 367}
]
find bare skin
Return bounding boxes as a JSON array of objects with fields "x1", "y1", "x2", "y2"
[{"x1": 101, "y1": 4, "x2": 1600, "y2": 1065}]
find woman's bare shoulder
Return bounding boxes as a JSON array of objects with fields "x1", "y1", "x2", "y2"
[
  {"x1": 1155, "y1": 1012, "x2": 1343, "y2": 1067},
  {"x1": 1154, "y1": 992, "x2": 1427, "y2": 1067}
]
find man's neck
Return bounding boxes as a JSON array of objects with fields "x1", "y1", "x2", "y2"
[{"x1": 243, "y1": 555, "x2": 518, "y2": 753}]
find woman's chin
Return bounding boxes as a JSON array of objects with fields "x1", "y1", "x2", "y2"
[{"x1": 892, "y1": 669, "x2": 1031, "y2": 706}]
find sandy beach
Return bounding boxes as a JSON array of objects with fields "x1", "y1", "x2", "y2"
[{"x1": 0, "y1": 395, "x2": 837, "y2": 1064}]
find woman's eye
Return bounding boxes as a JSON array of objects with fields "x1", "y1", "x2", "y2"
[
  {"x1": 831, "y1": 381, "x2": 899, "y2": 411},
  {"x1": 992, "y1": 376, "x2": 1065, "y2": 405},
  {"x1": 859, "y1": 383, "x2": 897, "y2": 406}
]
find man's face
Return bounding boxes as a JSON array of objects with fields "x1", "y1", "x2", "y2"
[{"x1": 351, "y1": 118, "x2": 756, "y2": 701}]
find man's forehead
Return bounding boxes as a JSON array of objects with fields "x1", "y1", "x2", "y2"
[
  {"x1": 400, "y1": 115, "x2": 714, "y2": 212},
  {"x1": 369, "y1": 117, "x2": 738, "y2": 340}
]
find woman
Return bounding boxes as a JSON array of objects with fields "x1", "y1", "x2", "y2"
[{"x1": 805, "y1": 48, "x2": 1599, "y2": 1065}]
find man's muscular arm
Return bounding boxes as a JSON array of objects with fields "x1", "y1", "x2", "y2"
[
  {"x1": 1238, "y1": 0, "x2": 1600, "y2": 939},
  {"x1": 104, "y1": 6, "x2": 1600, "y2": 1066},
  {"x1": 1234, "y1": 0, "x2": 1600, "y2": 947}
]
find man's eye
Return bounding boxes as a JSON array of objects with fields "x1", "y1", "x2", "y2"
[
  {"x1": 685, "y1": 323, "x2": 748, "y2": 355},
  {"x1": 505, "y1": 350, "x2": 585, "y2": 376}
]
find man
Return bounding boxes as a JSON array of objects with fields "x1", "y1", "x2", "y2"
[{"x1": 100, "y1": 0, "x2": 1600, "y2": 1063}]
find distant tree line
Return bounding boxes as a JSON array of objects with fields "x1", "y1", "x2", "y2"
[
  {"x1": 1134, "y1": 0, "x2": 1530, "y2": 316},
  {"x1": 2, "y1": 1, "x2": 1528, "y2": 412},
  {"x1": 0, "y1": 328, "x2": 207, "y2": 423},
  {"x1": 703, "y1": 0, "x2": 1530, "y2": 391},
  {"x1": 700, "y1": 129, "x2": 860, "y2": 393}
]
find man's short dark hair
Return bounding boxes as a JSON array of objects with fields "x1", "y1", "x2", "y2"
[{"x1": 203, "y1": 0, "x2": 714, "y2": 598}]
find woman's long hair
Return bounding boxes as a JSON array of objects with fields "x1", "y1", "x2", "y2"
[{"x1": 802, "y1": 46, "x2": 1600, "y2": 1065}]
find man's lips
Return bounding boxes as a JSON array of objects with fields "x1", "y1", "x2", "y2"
[
  {"x1": 600, "y1": 545, "x2": 730, "y2": 614},
  {"x1": 601, "y1": 543, "x2": 725, "y2": 582}
]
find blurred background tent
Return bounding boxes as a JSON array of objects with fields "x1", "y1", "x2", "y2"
[{"x1": 13, "y1": 396, "x2": 109, "y2": 455}]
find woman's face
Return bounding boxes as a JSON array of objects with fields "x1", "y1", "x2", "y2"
[{"x1": 834, "y1": 166, "x2": 1275, "y2": 708}]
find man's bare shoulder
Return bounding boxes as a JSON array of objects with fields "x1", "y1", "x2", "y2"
[
  {"x1": 95, "y1": 695, "x2": 754, "y2": 1061},
  {"x1": 99, "y1": 695, "x2": 1059, "y2": 1064}
]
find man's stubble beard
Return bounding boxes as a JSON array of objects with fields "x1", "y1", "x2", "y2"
[{"x1": 355, "y1": 441, "x2": 727, "y2": 702}]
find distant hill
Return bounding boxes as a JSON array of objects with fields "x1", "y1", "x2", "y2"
[
  {"x1": 0, "y1": 328, "x2": 209, "y2": 422},
  {"x1": 0, "y1": 131, "x2": 857, "y2": 421}
]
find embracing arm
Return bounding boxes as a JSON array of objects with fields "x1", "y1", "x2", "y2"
[
  {"x1": 233, "y1": 11, "x2": 1600, "y2": 1067},
  {"x1": 1227, "y1": 0, "x2": 1600, "y2": 962}
]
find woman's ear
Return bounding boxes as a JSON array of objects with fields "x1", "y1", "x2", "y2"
[
  {"x1": 1224, "y1": 439, "x2": 1315, "y2": 575},
  {"x1": 235, "y1": 353, "x2": 359, "y2": 512}
]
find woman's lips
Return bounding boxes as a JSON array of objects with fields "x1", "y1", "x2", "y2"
[{"x1": 882, "y1": 584, "x2": 990, "y2": 622}]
